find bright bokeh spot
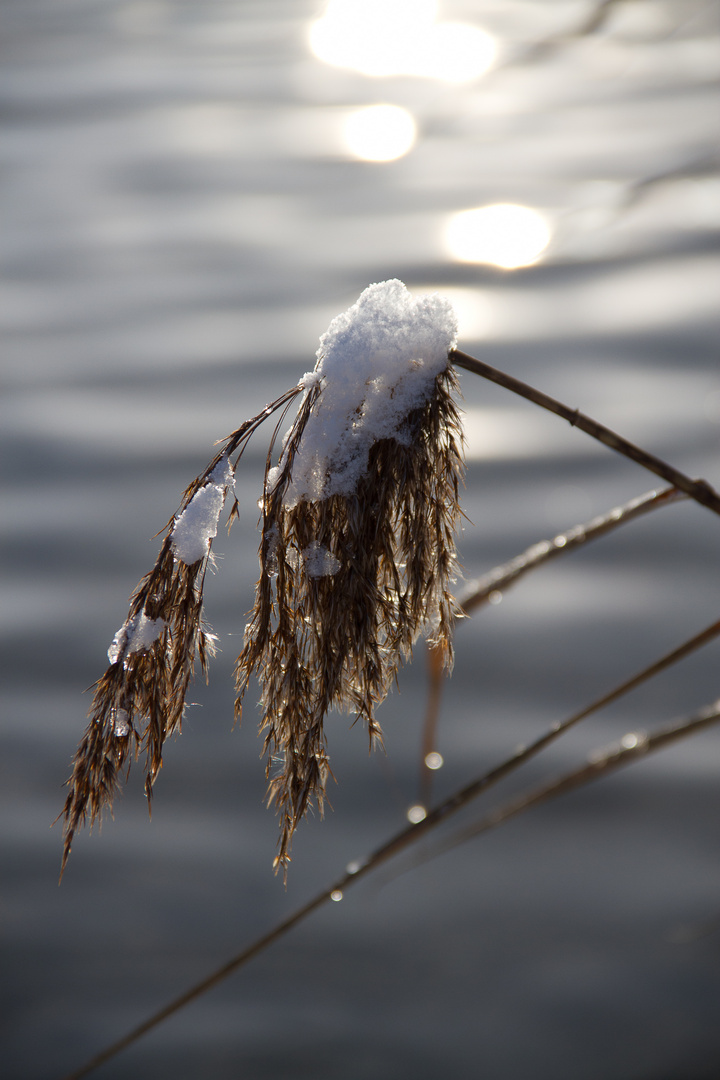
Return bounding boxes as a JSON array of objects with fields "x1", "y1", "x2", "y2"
[
  {"x1": 309, "y1": 0, "x2": 495, "y2": 83},
  {"x1": 415, "y1": 286, "x2": 493, "y2": 340},
  {"x1": 410, "y1": 22, "x2": 496, "y2": 83},
  {"x1": 343, "y1": 105, "x2": 416, "y2": 161},
  {"x1": 310, "y1": 0, "x2": 435, "y2": 78},
  {"x1": 407, "y1": 804, "x2": 427, "y2": 823},
  {"x1": 424, "y1": 751, "x2": 444, "y2": 770},
  {"x1": 445, "y1": 204, "x2": 552, "y2": 269}
]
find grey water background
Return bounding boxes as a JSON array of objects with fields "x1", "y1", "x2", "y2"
[{"x1": 2, "y1": 2, "x2": 720, "y2": 1078}]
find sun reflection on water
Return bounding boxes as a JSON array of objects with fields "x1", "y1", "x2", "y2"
[
  {"x1": 445, "y1": 204, "x2": 552, "y2": 269},
  {"x1": 309, "y1": 0, "x2": 496, "y2": 83},
  {"x1": 342, "y1": 104, "x2": 416, "y2": 161}
]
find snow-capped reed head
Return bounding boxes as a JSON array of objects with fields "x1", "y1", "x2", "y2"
[
  {"x1": 60, "y1": 281, "x2": 464, "y2": 880},
  {"x1": 236, "y1": 280, "x2": 465, "y2": 875},
  {"x1": 59, "y1": 389, "x2": 303, "y2": 876}
]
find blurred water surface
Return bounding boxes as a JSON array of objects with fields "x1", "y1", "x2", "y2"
[{"x1": 2, "y1": 2, "x2": 720, "y2": 1078}]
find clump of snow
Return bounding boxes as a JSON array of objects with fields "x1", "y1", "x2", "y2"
[
  {"x1": 300, "y1": 370, "x2": 325, "y2": 392},
  {"x1": 302, "y1": 541, "x2": 341, "y2": 578},
  {"x1": 171, "y1": 456, "x2": 234, "y2": 565},
  {"x1": 112, "y1": 708, "x2": 131, "y2": 737},
  {"x1": 264, "y1": 523, "x2": 280, "y2": 577},
  {"x1": 281, "y1": 280, "x2": 457, "y2": 505},
  {"x1": 264, "y1": 464, "x2": 281, "y2": 498},
  {"x1": 108, "y1": 611, "x2": 166, "y2": 665}
]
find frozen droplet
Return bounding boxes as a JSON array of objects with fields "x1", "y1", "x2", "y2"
[
  {"x1": 488, "y1": 590, "x2": 502, "y2": 605},
  {"x1": 302, "y1": 540, "x2": 341, "y2": 578},
  {"x1": 330, "y1": 889, "x2": 343, "y2": 902},
  {"x1": 407, "y1": 804, "x2": 426, "y2": 824},
  {"x1": 112, "y1": 709, "x2": 131, "y2": 737},
  {"x1": 346, "y1": 860, "x2": 362, "y2": 875},
  {"x1": 266, "y1": 555, "x2": 279, "y2": 578},
  {"x1": 424, "y1": 751, "x2": 444, "y2": 770}
]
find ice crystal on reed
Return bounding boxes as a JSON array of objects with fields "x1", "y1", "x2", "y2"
[
  {"x1": 108, "y1": 612, "x2": 167, "y2": 666},
  {"x1": 171, "y1": 456, "x2": 234, "y2": 565},
  {"x1": 60, "y1": 280, "x2": 465, "y2": 877}
]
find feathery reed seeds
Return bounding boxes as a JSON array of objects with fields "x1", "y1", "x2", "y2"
[{"x1": 61, "y1": 280, "x2": 465, "y2": 875}]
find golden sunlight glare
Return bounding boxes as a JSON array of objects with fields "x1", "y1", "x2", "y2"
[
  {"x1": 309, "y1": 0, "x2": 495, "y2": 83},
  {"x1": 342, "y1": 104, "x2": 417, "y2": 161},
  {"x1": 445, "y1": 204, "x2": 552, "y2": 269}
]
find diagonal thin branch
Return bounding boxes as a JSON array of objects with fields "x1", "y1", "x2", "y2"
[
  {"x1": 457, "y1": 486, "x2": 687, "y2": 616},
  {"x1": 399, "y1": 699, "x2": 720, "y2": 875},
  {"x1": 450, "y1": 349, "x2": 720, "y2": 517},
  {"x1": 418, "y1": 485, "x2": 687, "y2": 805},
  {"x1": 58, "y1": 616, "x2": 720, "y2": 1080}
]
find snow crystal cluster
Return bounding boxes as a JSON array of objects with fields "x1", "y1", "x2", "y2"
[
  {"x1": 272, "y1": 279, "x2": 458, "y2": 506},
  {"x1": 108, "y1": 611, "x2": 166, "y2": 665},
  {"x1": 171, "y1": 456, "x2": 235, "y2": 565},
  {"x1": 112, "y1": 708, "x2": 131, "y2": 737},
  {"x1": 302, "y1": 540, "x2": 341, "y2": 578}
]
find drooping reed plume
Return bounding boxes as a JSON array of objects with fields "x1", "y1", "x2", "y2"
[
  {"x1": 59, "y1": 387, "x2": 303, "y2": 874},
  {"x1": 236, "y1": 280, "x2": 465, "y2": 872},
  {"x1": 61, "y1": 280, "x2": 465, "y2": 875}
]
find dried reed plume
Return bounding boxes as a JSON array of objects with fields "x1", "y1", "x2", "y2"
[
  {"x1": 59, "y1": 386, "x2": 303, "y2": 875},
  {"x1": 236, "y1": 364, "x2": 465, "y2": 873},
  {"x1": 61, "y1": 280, "x2": 465, "y2": 876}
]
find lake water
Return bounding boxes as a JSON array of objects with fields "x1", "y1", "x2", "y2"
[{"x1": 2, "y1": 2, "x2": 720, "y2": 1078}]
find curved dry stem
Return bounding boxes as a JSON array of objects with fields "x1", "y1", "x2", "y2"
[
  {"x1": 451, "y1": 349, "x2": 720, "y2": 517},
  {"x1": 418, "y1": 485, "x2": 687, "y2": 804},
  {"x1": 58, "y1": 671, "x2": 720, "y2": 1080},
  {"x1": 398, "y1": 699, "x2": 720, "y2": 875},
  {"x1": 458, "y1": 486, "x2": 687, "y2": 616}
]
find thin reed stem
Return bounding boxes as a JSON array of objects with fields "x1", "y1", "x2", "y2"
[
  {"x1": 450, "y1": 349, "x2": 720, "y2": 517},
  {"x1": 457, "y1": 486, "x2": 686, "y2": 615},
  {"x1": 401, "y1": 699, "x2": 720, "y2": 872},
  {"x1": 58, "y1": 616, "x2": 720, "y2": 1080},
  {"x1": 418, "y1": 485, "x2": 687, "y2": 804}
]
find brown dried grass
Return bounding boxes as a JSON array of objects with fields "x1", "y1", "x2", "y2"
[
  {"x1": 60, "y1": 367, "x2": 465, "y2": 877},
  {"x1": 236, "y1": 365, "x2": 464, "y2": 873},
  {"x1": 59, "y1": 386, "x2": 303, "y2": 875}
]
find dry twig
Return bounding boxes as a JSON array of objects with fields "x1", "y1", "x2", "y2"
[
  {"x1": 419, "y1": 485, "x2": 687, "y2": 804},
  {"x1": 58, "y1": 659, "x2": 720, "y2": 1080},
  {"x1": 451, "y1": 349, "x2": 720, "y2": 517},
  {"x1": 401, "y1": 699, "x2": 720, "y2": 874}
]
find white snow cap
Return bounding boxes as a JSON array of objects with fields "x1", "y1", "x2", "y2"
[
  {"x1": 171, "y1": 456, "x2": 234, "y2": 565},
  {"x1": 108, "y1": 611, "x2": 166, "y2": 665},
  {"x1": 283, "y1": 279, "x2": 457, "y2": 504},
  {"x1": 302, "y1": 541, "x2": 341, "y2": 578}
]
